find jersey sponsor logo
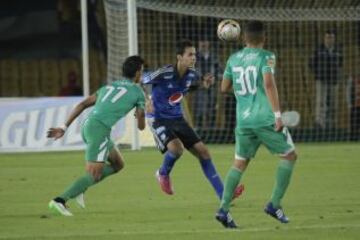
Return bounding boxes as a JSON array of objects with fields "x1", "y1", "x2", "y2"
[
  {"x1": 164, "y1": 75, "x2": 172, "y2": 79},
  {"x1": 186, "y1": 80, "x2": 191, "y2": 87},
  {"x1": 168, "y1": 92, "x2": 183, "y2": 106}
]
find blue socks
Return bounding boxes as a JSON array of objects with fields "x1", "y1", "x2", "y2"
[
  {"x1": 159, "y1": 151, "x2": 179, "y2": 175},
  {"x1": 199, "y1": 159, "x2": 224, "y2": 199},
  {"x1": 159, "y1": 153, "x2": 224, "y2": 200}
]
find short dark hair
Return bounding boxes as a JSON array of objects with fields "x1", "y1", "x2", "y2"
[
  {"x1": 122, "y1": 55, "x2": 144, "y2": 79},
  {"x1": 176, "y1": 39, "x2": 194, "y2": 55},
  {"x1": 325, "y1": 29, "x2": 336, "y2": 35},
  {"x1": 244, "y1": 20, "x2": 265, "y2": 44}
]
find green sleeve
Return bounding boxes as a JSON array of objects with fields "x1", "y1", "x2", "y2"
[
  {"x1": 223, "y1": 58, "x2": 233, "y2": 81},
  {"x1": 262, "y1": 53, "x2": 276, "y2": 75}
]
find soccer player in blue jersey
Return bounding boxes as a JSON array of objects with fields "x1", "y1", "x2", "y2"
[{"x1": 143, "y1": 40, "x2": 244, "y2": 200}]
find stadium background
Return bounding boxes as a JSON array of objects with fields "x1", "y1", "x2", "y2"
[
  {"x1": 1, "y1": 0, "x2": 360, "y2": 149},
  {"x1": 0, "y1": 1, "x2": 360, "y2": 240}
]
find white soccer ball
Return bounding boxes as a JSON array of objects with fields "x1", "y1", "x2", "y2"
[{"x1": 217, "y1": 19, "x2": 241, "y2": 41}]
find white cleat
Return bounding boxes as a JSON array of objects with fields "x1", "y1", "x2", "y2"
[
  {"x1": 48, "y1": 200, "x2": 73, "y2": 216},
  {"x1": 75, "y1": 193, "x2": 86, "y2": 209}
]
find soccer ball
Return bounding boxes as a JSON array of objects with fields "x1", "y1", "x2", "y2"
[{"x1": 217, "y1": 19, "x2": 241, "y2": 41}]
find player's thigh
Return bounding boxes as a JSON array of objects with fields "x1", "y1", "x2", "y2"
[
  {"x1": 82, "y1": 120, "x2": 112, "y2": 162},
  {"x1": 173, "y1": 119, "x2": 202, "y2": 150},
  {"x1": 235, "y1": 128, "x2": 261, "y2": 160},
  {"x1": 151, "y1": 119, "x2": 178, "y2": 154},
  {"x1": 255, "y1": 125, "x2": 295, "y2": 156},
  {"x1": 188, "y1": 141, "x2": 210, "y2": 159}
]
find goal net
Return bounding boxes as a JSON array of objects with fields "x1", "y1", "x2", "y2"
[{"x1": 104, "y1": 0, "x2": 360, "y2": 144}]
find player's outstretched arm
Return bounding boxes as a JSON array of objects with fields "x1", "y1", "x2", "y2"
[
  {"x1": 263, "y1": 72, "x2": 283, "y2": 131},
  {"x1": 47, "y1": 94, "x2": 97, "y2": 140}
]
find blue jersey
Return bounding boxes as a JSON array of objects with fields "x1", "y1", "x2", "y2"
[{"x1": 143, "y1": 65, "x2": 199, "y2": 119}]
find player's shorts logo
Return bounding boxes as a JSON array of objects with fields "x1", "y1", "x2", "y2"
[{"x1": 168, "y1": 92, "x2": 183, "y2": 106}]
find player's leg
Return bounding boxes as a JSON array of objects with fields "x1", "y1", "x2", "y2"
[
  {"x1": 151, "y1": 119, "x2": 183, "y2": 194},
  {"x1": 107, "y1": 145, "x2": 125, "y2": 173},
  {"x1": 159, "y1": 139, "x2": 184, "y2": 176},
  {"x1": 216, "y1": 128, "x2": 259, "y2": 228},
  {"x1": 174, "y1": 119, "x2": 225, "y2": 199},
  {"x1": 258, "y1": 126, "x2": 297, "y2": 223},
  {"x1": 72, "y1": 146, "x2": 123, "y2": 209},
  {"x1": 155, "y1": 138, "x2": 183, "y2": 195},
  {"x1": 49, "y1": 120, "x2": 115, "y2": 215},
  {"x1": 219, "y1": 128, "x2": 259, "y2": 211},
  {"x1": 188, "y1": 141, "x2": 224, "y2": 199}
]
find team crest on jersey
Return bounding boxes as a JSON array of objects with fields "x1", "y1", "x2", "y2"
[
  {"x1": 267, "y1": 58, "x2": 275, "y2": 68},
  {"x1": 167, "y1": 83, "x2": 174, "y2": 88},
  {"x1": 168, "y1": 92, "x2": 183, "y2": 106}
]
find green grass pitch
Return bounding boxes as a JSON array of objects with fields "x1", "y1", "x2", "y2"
[{"x1": 0, "y1": 143, "x2": 359, "y2": 240}]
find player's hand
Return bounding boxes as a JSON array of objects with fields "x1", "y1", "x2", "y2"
[
  {"x1": 274, "y1": 117, "x2": 284, "y2": 132},
  {"x1": 202, "y1": 73, "x2": 215, "y2": 88},
  {"x1": 86, "y1": 162, "x2": 104, "y2": 181},
  {"x1": 47, "y1": 128, "x2": 65, "y2": 140}
]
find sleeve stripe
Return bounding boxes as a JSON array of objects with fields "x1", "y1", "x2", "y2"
[{"x1": 149, "y1": 66, "x2": 174, "y2": 79}]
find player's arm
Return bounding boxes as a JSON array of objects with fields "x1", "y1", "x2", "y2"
[
  {"x1": 221, "y1": 78, "x2": 233, "y2": 93},
  {"x1": 263, "y1": 72, "x2": 282, "y2": 131},
  {"x1": 221, "y1": 58, "x2": 233, "y2": 93},
  {"x1": 47, "y1": 94, "x2": 97, "y2": 139},
  {"x1": 134, "y1": 89, "x2": 146, "y2": 130},
  {"x1": 135, "y1": 108, "x2": 145, "y2": 130}
]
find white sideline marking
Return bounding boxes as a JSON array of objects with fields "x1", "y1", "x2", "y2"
[{"x1": 1, "y1": 223, "x2": 360, "y2": 239}]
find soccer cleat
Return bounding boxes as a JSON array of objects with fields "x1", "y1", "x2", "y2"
[
  {"x1": 155, "y1": 170, "x2": 174, "y2": 195},
  {"x1": 215, "y1": 208, "x2": 238, "y2": 228},
  {"x1": 264, "y1": 202, "x2": 289, "y2": 223},
  {"x1": 232, "y1": 184, "x2": 245, "y2": 200},
  {"x1": 48, "y1": 200, "x2": 73, "y2": 216},
  {"x1": 75, "y1": 193, "x2": 85, "y2": 209}
]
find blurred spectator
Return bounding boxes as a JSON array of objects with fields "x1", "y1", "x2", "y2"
[
  {"x1": 309, "y1": 29, "x2": 343, "y2": 129},
  {"x1": 59, "y1": 71, "x2": 82, "y2": 96},
  {"x1": 88, "y1": 0, "x2": 107, "y2": 61},
  {"x1": 346, "y1": 73, "x2": 360, "y2": 141},
  {"x1": 193, "y1": 39, "x2": 220, "y2": 129}
]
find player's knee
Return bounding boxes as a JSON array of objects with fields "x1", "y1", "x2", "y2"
[
  {"x1": 283, "y1": 151, "x2": 297, "y2": 161},
  {"x1": 172, "y1": 148, "x2": 184, "y2": 157},
  {"x1": 113, "y1": 161, "x2": 124, "y2": 172},
  {"x1": 198, "y1": 148, "x2": 211, "y2": 159},
  {"x1": 234, "y1": 159, "x2": 248, "y2": 171},
  {"x1": 168, "y1": 145, "x2": 184, "y2": 157}
]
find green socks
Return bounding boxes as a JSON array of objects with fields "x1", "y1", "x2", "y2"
[
  {"x1": 220, "y1": 167, "x2": 243, "y2": 211},
  {"x1": 60, "y1": 164, "x2": 116, "y2": 201},
  {"x1": 271, "y1": 159, "x2": 295, "y2": 208}
]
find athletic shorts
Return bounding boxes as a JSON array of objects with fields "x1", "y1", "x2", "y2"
[
  {"x1": 81, "y1": 118, "x2": 114, "y2": 162},
  {"x1": 150, "y1": 118, "x2": 201, "y2": 153},
  {"x1": 235, "y1": 125, "x2": 295, "y2": 160}
]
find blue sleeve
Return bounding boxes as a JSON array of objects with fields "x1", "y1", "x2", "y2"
[{"x1": 142, "y1": 69, "x2": 164, "y2": 84}]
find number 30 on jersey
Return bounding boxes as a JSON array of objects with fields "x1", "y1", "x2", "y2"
[{"x1": 233, "y1": 66, "x2": 258, "y2": 95}]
